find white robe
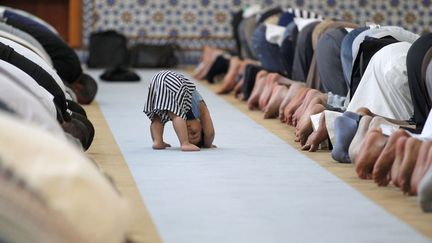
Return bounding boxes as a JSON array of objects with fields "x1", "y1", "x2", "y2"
[
  {"x1": 0, "y1": 111, "x2": 130, "y2": 243},
  {"x1": 0, "y1": 64, "x2": 64, "y2": 138},
  {"x1": 0, "y1": 36, "x2": 70, "y2": 99},
  {"x1": 347, "y1": 42, "x2": 413, "y2": 120},
  {"x1": 351, "y1": 26, "x2": 419, "y2": 64},
  {"x1": 0, "y1": 60, "x2": 57, "y2": 118}
]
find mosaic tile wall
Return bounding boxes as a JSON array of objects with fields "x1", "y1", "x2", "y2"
[{"x1": 82, "y1": 0, "x2": 432, "y2": 64}]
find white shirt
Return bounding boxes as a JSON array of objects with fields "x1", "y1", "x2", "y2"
[
  {"x1": 0, "y1": 111, "x2": 129, "y2": 243},
  {"x1": 351, "y1": 26, "x2": 419, "y2": 64},
  {"x1": 347, "y1": 42, "x2": 413, "y2": 120},
  {"x1": 0, "y1": 36, "x2": 68, "y2": 97},
  {"x1": 0, "y1": 23, "x2": 52, "y2": 65},
  {"x1": 0, "y1": 64, "x2": 65, "y2": 137},
  {"x1": 0, "y1": 59, "x2": 57, "y2": 117},
  {"x1": 243, "y1": 4, "x2": 262, "y2": 18},
  {"x1": 265, "y1": 23, "x2": 286, "y2": 46}
]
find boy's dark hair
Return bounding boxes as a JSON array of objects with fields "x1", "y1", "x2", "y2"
[{"x1": 196, "y1": 129, "x2": 205, "y2": 148}]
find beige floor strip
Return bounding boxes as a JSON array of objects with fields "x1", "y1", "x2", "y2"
[
  {"x1": 85, "y1": 102, "x2": 161, "y2": 243},
  {"x1": 203, "y1": 82, "x2": 432, "y2": 239}
]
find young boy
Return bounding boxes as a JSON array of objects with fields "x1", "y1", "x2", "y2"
[{"x1": 143, "y1": 71, "x2": 215, "y2": 151}]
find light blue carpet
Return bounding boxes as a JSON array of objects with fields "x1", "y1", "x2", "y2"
[{"x1": 88, "y1": 69, "x2": 428, "y2": 243}]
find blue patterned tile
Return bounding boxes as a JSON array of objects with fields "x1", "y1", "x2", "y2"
[{"x1": 82, "y1": 0, "x2": 431, "y2": 64}]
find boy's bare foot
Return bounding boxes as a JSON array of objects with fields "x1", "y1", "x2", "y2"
[
  {"x1": 411, "y1": 141, "x2": 432, "y2": 195},
  {"x1": 355, "y1": 128, "x2": 387, "y2": 179},
  {"x1": 152, "y1": 141, "x2": 171, "y2": 150},
  {"x1": 181, "y1": 143, "x2": 200, "y2": 151},
  {"x1": 373, "y1": 129, "x2": 409, "y2": 186}
]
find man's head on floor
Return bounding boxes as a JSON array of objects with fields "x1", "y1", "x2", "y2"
[{"x1": 72, "y1": 73, "x2": 98, "y2": 105}]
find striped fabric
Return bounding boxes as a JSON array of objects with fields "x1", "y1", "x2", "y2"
[{"x1": 143, "y1": 70, "x2": 196, "y2": 124}]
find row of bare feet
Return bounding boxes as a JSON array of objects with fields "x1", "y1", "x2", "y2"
[
  {"x1": 194, "y1": 47, "x2": 432, "y2": 211},
  {"x1": 192, "y1": 47, "x2": 257, "y2": 95},
  {"x1": 194, "y1": 50, "x2": 330, "y2": 153},
  {"x1": 355, "y1": 128, "x2": 431, "y2": 195},
  {"x1": 244, "y1": 70, "x2": 432, "y2": 197}
]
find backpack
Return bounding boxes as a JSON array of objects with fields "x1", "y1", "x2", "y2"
[
  {"x1": 87, "y1": 30, "x2": 128, "y2": 68},
  {"x1": 129, "y1": 43, "x2": 178, "y2": 68}
]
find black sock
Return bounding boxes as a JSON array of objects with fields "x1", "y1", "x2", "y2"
[
  {"x1": 205, "y1": 55, "x2": 229, "y2": 84},
  {"x1": 242, "y1": 64, "x2": 263, "y2": 100}
]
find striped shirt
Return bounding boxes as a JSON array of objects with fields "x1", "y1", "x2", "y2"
[{"x1": 143, "y1": 70, "x2": 196, "y2": 124}]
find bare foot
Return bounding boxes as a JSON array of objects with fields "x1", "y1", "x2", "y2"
[
  {"x1": 278, "y1": 83, "x2": 304, "y2": 122},
  {"x1": 398, "y1": 137, "x2": 422, "y2": 194},
  {"x1": 181, "y1": 143, "x2": 200, "y2": 151},
  {"x1": 295, "y1": 103, "x2": 326, "y2": 146},
  {"x1": 152, "y1": 141, "x2": 171, "y2": 150},
  {"x1": 194, "y1": 47, "x2": 223, "y2": 80},
  {"x1": 283, "y1": 88, "x2": 309, "y2": 126},
  {"x1": 301, "y1": 111, "x2": 328, "y2": 152},
  {"x1": 355, "y1": 128, "x2": 387, "y2": 179},
  {"x1": 295, "y1": 96, "x2": 326, "y2": 129},
  {"x1": 373, "y1": 129, "x2": 409, "y2": 186},
  {"x1": 411, "y1": 141, "x2": 432, "y2": 195},
  {"x1": 217, "y1": 57, "x2": 242, "y2": 94},
  {"x1": 259, "y1": 73, "x2": 278, "y2": 111},
  {"x1": 192, "y1": 62, "x2": 206, "y2": 79},
  {"x1": 264, "y1": 85, "x2": 288, "y2": 119},
  {"x1": 234, "y1": 78, "x2": 244, "y2": 98},
  {"x1": 276, "y1": 75, "x2": 299, "y2": 86},
  {"x1": 302, "y1": 114, "x2": 328, "y2": 152},
  {"x1": 247, "y1": 70, "x2": 268, "y2": 110},
  {"x1": 292, "y1": 89, "x2": 324, "y2": 126},
  {"x1": 356, "y1": 107, "x2": 375, "y2": 117},
  {"x1": 236, "y1": 92, "x2": 245, "y2": 100},
  {"x1": 349, "y1": 115, "x2": 373, "y2": 164},
  {"x1": 391, "y1": 136, "x2": 409, "y2": 187}
]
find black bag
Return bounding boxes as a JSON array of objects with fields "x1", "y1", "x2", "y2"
[
  {"x1": 129, "y1": 43, "x2": 178, "y2": 68},
  {"x1": 100, "y1": 66, "x2": 140, "y2": 82},
  {"x1": 87, "y1": 30, "x2": 128, "y2": 68}
]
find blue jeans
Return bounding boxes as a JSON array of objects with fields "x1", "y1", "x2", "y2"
[
  {"x1": 251, "y1": 24, "x2": 285, "y2": 73},
  {"x1": 340, "y1": 27, "x2": 368, "y2": 86},
  {"x1": 280, "y1": 22, "x2": 298, "y2": 78}
]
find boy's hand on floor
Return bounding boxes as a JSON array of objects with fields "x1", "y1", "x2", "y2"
[{"x1": 181, "y1": 143, "x2": 200, "y2": 152}]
